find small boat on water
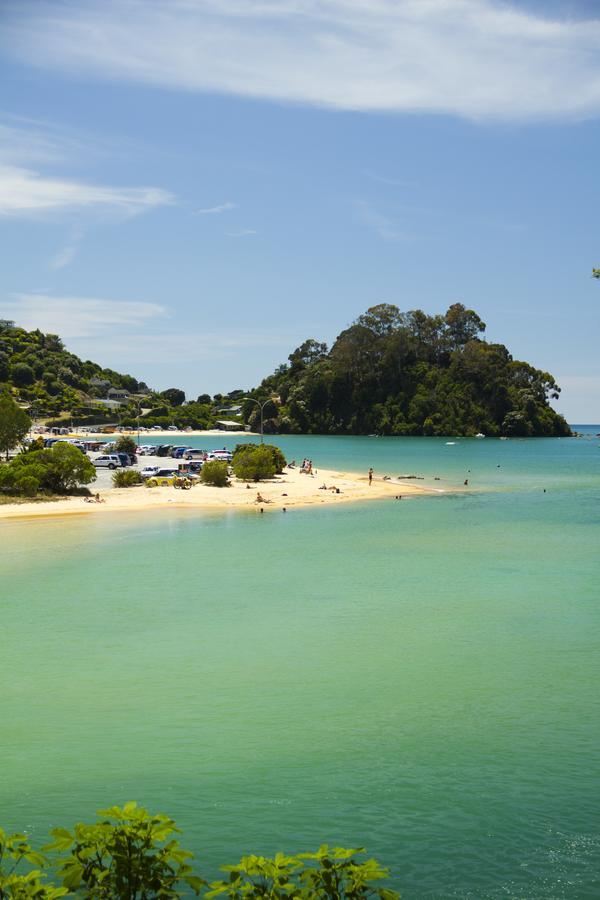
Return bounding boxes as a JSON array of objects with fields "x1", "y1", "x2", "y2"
[{"x1": 475, "y1": 433, "x2": 485, "y2": 438}]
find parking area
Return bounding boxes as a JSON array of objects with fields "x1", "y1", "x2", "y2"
[{"x1": 90, "y1": 451, "x2": 205, "y2": 489}]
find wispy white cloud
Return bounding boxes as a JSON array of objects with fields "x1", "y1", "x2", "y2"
[
  {"x1": 49, "y1": 227, "x2": 84, "y2": 270},
  {"x1": 194, "y1": 201, "x2": 236, "y2": 214},
  {"x1": 2, "y1": 293, "x2": 168, "y2": 338},
  {"x1": 0, "y1": 113, "x2": 137, "y2": 165},
  {"x1": 364, "y1": 171, "x2": 417, "y2": 188},
  {"x1": 84, "y1": 330, "x2": 296, "y2": 363},
  {"x1": 3, "y1": 1, "x2": 600, "y2": 120},
  {"x1": 0, "y1": 163, "x2": 175, "y2": 218},
  {"x1": 225, "y1": 229, "x2": 257, "y2": 237},
  {"x1": 0, "y1": 119, "x2": 79, "y2": 165},
  {"x1": 0, "y1": 118, "x2": 175, "y2": 220},
  {"x1": 355, "y1": 202, "x2": 408, "y2": 242}
]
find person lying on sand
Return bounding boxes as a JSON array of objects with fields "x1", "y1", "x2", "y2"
[{"x1": 255, "y1": 492, "x2": 272, "y2": 504}]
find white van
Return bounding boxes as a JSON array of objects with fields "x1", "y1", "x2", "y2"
[{"x1": 93, "y1": 454, "x2": 123, "y2": 469}]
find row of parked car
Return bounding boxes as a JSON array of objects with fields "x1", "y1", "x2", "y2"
[
  {"x1": 93, "y1": 446, "x2": 233, "y2": 471},
  {"x1": 137, "y1": 445, "x2": 233, "y2": 461}
]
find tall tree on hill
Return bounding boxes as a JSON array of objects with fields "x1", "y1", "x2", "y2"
[
  {"x1": 160, "y1": 388, "x2": 186, "y2": 406},
  {"x1": 0, "y1": 393, "x2": 31, "y2": 460}
]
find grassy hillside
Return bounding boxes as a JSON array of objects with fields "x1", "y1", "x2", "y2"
[{"x1": 0, "y1": 320, "x2": 223, "y2": 429}]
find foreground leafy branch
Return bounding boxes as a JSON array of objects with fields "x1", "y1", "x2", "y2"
[{"x1": 0, "y1": 805, "x2": 399, "y2": 899}]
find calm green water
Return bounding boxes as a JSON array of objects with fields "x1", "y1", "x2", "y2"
[{"x1": 2, "y1": 431, "x2": 599, "y2": 898}]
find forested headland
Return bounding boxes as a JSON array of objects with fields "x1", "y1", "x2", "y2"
[{"x1": 244, "y1": 304, "x2": 570, "y2": 437}]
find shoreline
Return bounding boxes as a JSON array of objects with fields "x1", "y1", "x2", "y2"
[{"x1": 0, "y1": 467, "x2": 452, "y2": 522}]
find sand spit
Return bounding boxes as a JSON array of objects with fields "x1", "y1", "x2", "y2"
[{"x1": 0, "y1": 467, "x2": 448, "y2": 522}]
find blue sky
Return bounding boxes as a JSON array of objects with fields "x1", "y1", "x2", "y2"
[{"x1": 1, "y1": 0, "x2": 599, "y2": 420}]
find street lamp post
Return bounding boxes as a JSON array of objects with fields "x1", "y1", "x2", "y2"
[{"x1": 243, "y1": 397, "x2": 271, "y2": 444}]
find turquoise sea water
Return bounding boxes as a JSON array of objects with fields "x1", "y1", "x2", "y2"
[{"x1": 1, "y1": 429, "x2": 599, "y2": 898}]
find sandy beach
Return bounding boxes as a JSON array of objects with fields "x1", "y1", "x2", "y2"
[{"x1": 0, "y1": 466, "x2": 446, "y2": 521}]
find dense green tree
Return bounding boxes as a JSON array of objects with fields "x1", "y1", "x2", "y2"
[
  {"x1": 288, "y1": 339, "x2": 329, "y2": 374},
  {"x1": 0, "y1": 393, "x2": 31, "y2": 460},
  {"x1": 115, "y1": 435, "x2": 138, "y2": 455},
  {"x1": 232, "y1": 446, "x2": 276, "y2": 482},
  {"x1": 0, "y1": 352, "x2": 9, "y2": 382},
  {"x1": 11, "y1": 362, "x2": 35, "y2": 387},
  {"x1": 0, "y1": 444, "x2": 96, "y2": 496},
  {"x1": 161, "y1": 388, "x2": 186, "y2": 406}
]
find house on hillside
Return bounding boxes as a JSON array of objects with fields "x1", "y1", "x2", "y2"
[
  {"x1": 90, "y1": 377, "x2": 111, "y2": 390},
  {"x1": 107, "y1": 388, "x2": 130, "y2": 401},
  {"x1": 95, "y1": 398, "x2": 127, "y2": 410},
  {"x1": 216, "y1": 419, "x2": 247, "y2": 432}
]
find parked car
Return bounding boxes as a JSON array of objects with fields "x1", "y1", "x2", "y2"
[
  {"x1": 183, "y1": 449, "x2": 205, "y2": 460},
  {"x1": 171, "y1": 447, "x2": 190, "y2": 458},
  {"x1": 115, "y1": 452, "x2": 134, "y2": 467},
  {"x1": 178, "y1": 461, "x2": 202, "y2": 475},
  {"x1": 155, "y1": 445, "x2": 173, "y2": 457},
  {"x1": 93, "y1": 454, "x2": 123, "y2": 469},
  {"x1": 206, "y1": 450, "x2": 233, "y2": 462},
  {"x1": 140, "y1": 466, "x2": 161, "y2": 478},
  {"x1": 146, "y1": 473, "x2": 199, "y2": 488},
  {"x1": 140, "y1": 467, "x2": 177, "y2": 480}
]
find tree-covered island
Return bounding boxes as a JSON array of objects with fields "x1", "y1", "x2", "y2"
[{"x1": 245, "y1": 304, "x2": 570, "y2": 437}]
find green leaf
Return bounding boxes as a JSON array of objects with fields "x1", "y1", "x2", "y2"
[{"x1": 184, "y1": 874, "x2": 207, "y2": 894}]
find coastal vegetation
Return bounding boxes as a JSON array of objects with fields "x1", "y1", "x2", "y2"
[
  {"x1": 243, "y1": 304, "x2": 570, "y2": 437},
  {"x1": 0, "y1": 443, "x2": 96, "y2": 498},
  {"x1": 200, "y1": 459, "x2": 230, "y2": 486},
  {"x1": 0, "y1": 803, "x2": 399, "y2": 899},
  {"x1": 0, "y1": 306, "x2": 570, "y2": 438},
  {"x1": 0, "y1": 320, "x2": 239, "y2": 431},
  {"x1": 232, "y1": 444, "x2": 287, "y2": 482},
  {"x1": 112, "y1": 469, "x2": 144, "y2": 488},
  {"x1": 0, "y1": 393, "x2": 31, "y2": 460}
]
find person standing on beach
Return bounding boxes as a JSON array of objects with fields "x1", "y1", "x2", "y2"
[{"x1": 368, "y1": 467, "x2": 373, "y2": 486}]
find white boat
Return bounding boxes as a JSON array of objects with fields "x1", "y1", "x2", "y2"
[{"x1": 475, "y1": 433, "x2": 485, "y2": 438}]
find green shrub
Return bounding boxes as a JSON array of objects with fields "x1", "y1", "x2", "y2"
[
  {"x1": 112, "y1": 469, "x2": 144, "y2": 487},
  {"x1": 200, "y1": 460, "x2": 229, "y2": 487},
  {"x1": 0, "y1": 803, "x2": 401, "y2": 899},
  {"x1": 14, "y1": 474, "x2": 40, "y2": 497},
  {"x1": 45, "y1": 802, "x2": 203, "y2": 898},
  {"x1": 232, "y1": 443, "x2": 287, "y2": 481},
  {"x1": 233, "y1": 442, "x2": 286, "y2": 474}
]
